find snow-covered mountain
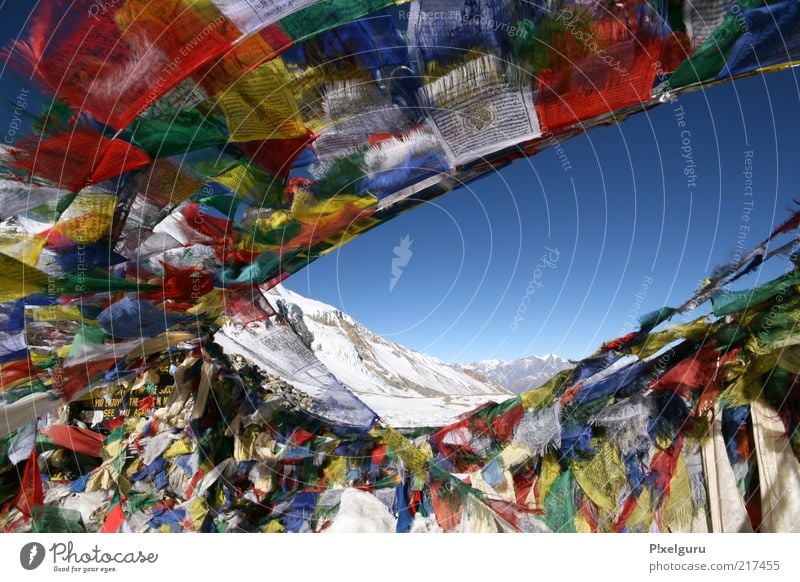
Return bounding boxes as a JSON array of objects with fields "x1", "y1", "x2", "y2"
[
  {"x1": 465, "y1": 354, "x2": 571, "y2": 394},
  {"x1": 259, "y1": 286, "x2": 511, "y2": 426}
]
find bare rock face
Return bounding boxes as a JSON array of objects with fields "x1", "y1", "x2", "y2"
[{"x1": 274, "y1": 298, "x2": 315, "y2": 349}]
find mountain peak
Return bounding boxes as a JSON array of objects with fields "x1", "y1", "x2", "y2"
[{"x1": 268, "y1": 285, "x2": 343, "y2": 317}]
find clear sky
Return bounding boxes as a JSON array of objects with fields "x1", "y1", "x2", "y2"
[
  {"x1": 287, "y1": 68, "x2": 800, "y2": 363},
  {"x1": 1, "y1": 3, "x2": 798, "y2": 364}
]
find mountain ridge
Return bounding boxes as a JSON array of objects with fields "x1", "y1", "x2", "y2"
[
  {"x1": 263, "y1": 285, "x2": 512, "y2": 425},
  {"x1": 463, "y1": 354, "x2": 572, "y2": 394}
]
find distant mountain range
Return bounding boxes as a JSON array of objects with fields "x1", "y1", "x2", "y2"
[{"x1": 463, "y1": 354, "x2": 572, "y2": 394}]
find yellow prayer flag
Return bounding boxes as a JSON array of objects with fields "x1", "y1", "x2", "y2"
[
  {"x1": 0, "y1": 233, "x2": 46, "y2": 267},
  {"x1": 217, "y1": 60, "x2": 306, "y2": 142},
  {"x1": 572, "y1": 440, "x2": 627, "y2": 514},
  {"x1": 662, "y1": 452, "x2": 694, "y2": 530},
  {"x1": 0, "y1": 252, "x2": 48, "y2": 302},
  {"x1": 634, "y1": 317, "x2": 712, "y2": 359},
  {"x1": 30, "y1": 305, "x2": 85, "y2": 322},
  {"x1": 538, "y1": 451, "x2": 561, "y2": 504},
  {"x1": 56, "y1": 190, "x2": 116, "y2": 244}
]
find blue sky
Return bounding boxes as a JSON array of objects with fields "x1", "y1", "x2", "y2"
[
  {"x1": 1, "y1": 3, "x2": 798, "y2": 364},
  {"x1": 288, "y1": 69, "x2": 800, "y2": 363}
]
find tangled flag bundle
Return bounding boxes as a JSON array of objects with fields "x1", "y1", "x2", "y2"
[{"x1": 1, "y1": 0, "x2": 800, "y2": 532}]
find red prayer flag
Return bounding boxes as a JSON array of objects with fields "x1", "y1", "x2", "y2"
[{"x1": 13, "y1": 450, "x2": 43, "y2": 518}]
